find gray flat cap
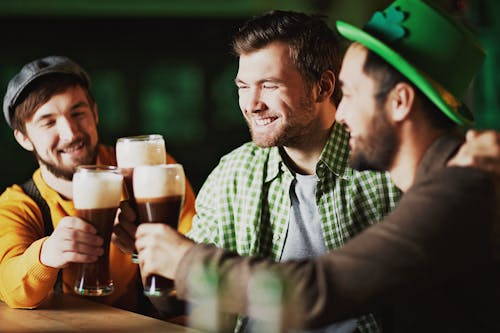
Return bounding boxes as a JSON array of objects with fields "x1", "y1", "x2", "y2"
[{"x1": 3, "y1": 55, "x2": 91, "y2": 128}]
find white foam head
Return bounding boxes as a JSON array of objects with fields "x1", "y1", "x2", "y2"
[
  {"x1": 116, "y1": 135, "x2": 166, "y2": 168},
  {"x1": 73, "y1": 167, "x2": 123, "y2": 209},
  {"x1": 133, "y1": 164, "x2": 185, "y2": 199}
]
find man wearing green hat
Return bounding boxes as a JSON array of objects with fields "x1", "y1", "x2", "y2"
[{"x1": 134, "y1": 0, "x2": 500, "y2": 331}]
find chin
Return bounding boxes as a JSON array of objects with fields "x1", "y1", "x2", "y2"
[
  {"x1": 250, "y1": 133, "x2": 278, "y2": 148},
  {"x1": 349, "y1": 153, "x2": 380, "y2": 172}
]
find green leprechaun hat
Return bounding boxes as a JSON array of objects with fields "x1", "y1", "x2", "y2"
[{"x1": 336, "y1": 0, "x2": 486, "y2": 128}]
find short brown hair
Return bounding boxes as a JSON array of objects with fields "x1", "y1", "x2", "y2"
[
  {"x1": 231, "y1": 10, "x2": 343, "y2": 105},
  {"x1": 12, "y1": 73, "x2": 95, "y2": 133}
]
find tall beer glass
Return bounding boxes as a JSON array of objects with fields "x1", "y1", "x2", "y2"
[
  {"x1": 73, "y1": 165, "x2": 123, "y2": 296},
  {"x1": 116, "y1": 134, "x2": 166, "y2": 263},
  {"x1": 133, "y1": 164, "x2": 185, "y2": 297}
]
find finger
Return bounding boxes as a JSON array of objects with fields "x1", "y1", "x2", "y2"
[
  {"x1": 447, "y1": 152, "x2": 472, "y2": 167},
  {"x1": 60, "y1": 238, "x2": 103, "y2": 255},
  {"x1": 58, "y1": 216, "x2": 98, "y2": 234},
  {"x1": 135, "y1": 236, "x2": 147, "y2": 252},
  {"x1": 62, "y1": 251, "x2": 100, "y2": 264},
  {"x1": 138, "y1": 255, "x2": 148, "y2": 285},
  {"x1": 134, "y1": 231, "x2": 159, "y2": 253},
  {"x1": 52, "y1": 226, "x2": 103, "y2": 246},
  {"x1": 111, "y1": 233, "x2": 135, "y2": 254},
  {"x1": 117, "y1": 216, "x2": 137, "y2": 238},
  {"x1": 119, "y1": 200, "x2": 137, "y2": 221},
  {"x1": 136, "y1": 223, "x2": 173, "y2": 238},
  {"x1": 465, "y1": 129, "x2": 479, "y2": 141},
  {"x1": 113, "y1": 223, "x2": 135, "y2": 244},
  {"x1": 71, "y1": 229, "x2": 104, "y2": 246},
  {"x1": 137, "y1": 248, "x2": 157, "y2": 280}
]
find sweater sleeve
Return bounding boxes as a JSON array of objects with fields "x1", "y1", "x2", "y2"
[{"x1": 0, "y1": 186, "x2": 59, "y2": 308}]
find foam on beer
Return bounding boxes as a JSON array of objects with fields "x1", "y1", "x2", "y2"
[
  {"x1": 116, "y1": 140, "x2": 166, "y2": 168},
  {"x1": 133, "y1": 164, "x2": 185, "y2": 199},
  {"x1": 73, "y1": 171, "x2": 123, "y2": 209}
]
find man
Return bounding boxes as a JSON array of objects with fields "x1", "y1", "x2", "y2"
[
  {"x1": 0, "y1": 56, "x2": 196, "y2": 315},
  {"x1": 189, "y1": 10, "x2": 400, "y2": 333},
  {"x1": 136, "y1": 1, "x2": 500, "y2": 332},
  {"x1": 125, "y1": 10, "x2": 401, "y2": 333}
]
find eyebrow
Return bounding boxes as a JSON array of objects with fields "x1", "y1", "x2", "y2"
[
  {"x1": 234, "y1": 77, "x2": 286, "y2": 85},
  {"x1": 33, "y1": 101, "x2": 90, "y2": 123},
  {"x1": 70, "y1": 101, "x2": 89, "y2": 110}
]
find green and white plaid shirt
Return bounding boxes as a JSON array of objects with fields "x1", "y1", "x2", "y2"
[{"x1": 188, "y1": 122, "x2": 401, "y2": 333}]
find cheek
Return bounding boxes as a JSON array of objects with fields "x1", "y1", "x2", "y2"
[
  {"x1": 83, "y1": 118, "x2": 99, "y2": 140},
  {"x1": 31, "y1": 138, "x2": 53, "y2": 156},
  {"x1": 28, "y1": 129, "x2": 55, "y2": 149},
  {"x1": 237, "y1": 92, "x2": 249, "y2": 112}
]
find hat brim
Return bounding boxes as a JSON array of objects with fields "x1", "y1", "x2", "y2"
[{"x1": 336, "y1": 20, "x2": 474, "y2": 128}]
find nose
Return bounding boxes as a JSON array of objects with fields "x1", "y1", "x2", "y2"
[
  {"x1": 335, "y1": 99, "x2": 347, "y2": 125},
  {"x1": 241, "y1": 87, "x2": 266, "y2": 114},
  {"x1": 56, "y1": 116, "x2": 79, "y2": 143}
]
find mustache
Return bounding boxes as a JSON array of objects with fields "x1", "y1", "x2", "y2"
[{"x1": 56, "y1": 137, "x2": 87, "y2": 151}]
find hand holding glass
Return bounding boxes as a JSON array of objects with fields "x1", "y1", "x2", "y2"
[
  {"x1": 73, "y1": 165, "x2": 123, "y2": 296},
  {"x1": 116, "y1": 134, "x2": 166, "y2": 263},
  {"x1": 133, "y1": 164, "x2": 185, "y2": 297}
]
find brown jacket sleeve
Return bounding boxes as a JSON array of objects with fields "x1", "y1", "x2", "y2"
[{"x1": 175, "y1": 166, "x2": 495, "y2": 329}]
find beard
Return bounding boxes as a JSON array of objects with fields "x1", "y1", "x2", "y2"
[
  {"x1": 33, "y1": 137, "x2": 98, "y2": 181},
  {"x1": 349, "y1": 107, "x2": 397, "y2": 172},
  {"x1": 248, "y1": 94, "x2": 316, "y2": 148}
]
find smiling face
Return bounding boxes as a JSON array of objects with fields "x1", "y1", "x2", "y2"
[
  {"x1": 235, "y1": 41, "x2": 321, "y2": 148},
  {"x1": 335, "y1": 44, "x2": 397, "y2": 172},
  {"x1": 15, "y1": 85, "x2": 99, "y2": 180}
]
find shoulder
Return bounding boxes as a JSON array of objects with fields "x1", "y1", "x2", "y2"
[
  {"x1": 200, "y1": 142, "x2": 270, "y2": 191},
  {"x1": 0, "y1": 184, "x2": 43, "y2": 229},
  {"x1": 414, "y1": 166, "x2": 494, "y2": 201},
  {"x1": 0, "y1": 184, "x2": 30, "y2": 203},
  {"x1": 214, "y1": 142, "x2": 270, "y2": 173},
  {"x1": 400, "y1": 166, "x2": 495, "y2": 226}
]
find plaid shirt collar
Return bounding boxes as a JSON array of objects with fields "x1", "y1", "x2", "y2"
[{"x1": 264, "y1": 122, "x2": 352, "y2": 183}]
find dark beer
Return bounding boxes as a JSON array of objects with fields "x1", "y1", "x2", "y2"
[
  {"x1": 73, "y1": 165, "x2": 123, "y2": 296},
  {"x1": 133, "y1": 164, "x2": 185, "y2": 297},
  {"x1": 116, "y1": 135, "x2": 166, "y2": 264},
  {"x1": 75, "y1": 207, "x2": 118, "y2": 295},
  {"x1": 136, "y1": 195, "x2": 183, "y2": 293},
  {"x1": 136, "y1": 195, "x2": 182, "y2": 228}
]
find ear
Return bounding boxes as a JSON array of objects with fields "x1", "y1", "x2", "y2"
[
  {"x1": 387, "y1": 82, "x2": 415, "y2": 123},
  {"x1": 316, "y1": 70, "x2": 335, "y2": 102},
  {"x1": 92, "y1": 103, "x2": 99, "y2": 125},
  {"x1": 14, "y1": 129, "x2": 34, "y2": 152}
]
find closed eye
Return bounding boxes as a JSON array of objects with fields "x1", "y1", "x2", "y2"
[{"x1": 263, "y1": 83, "x2": 278, "y2": 90}]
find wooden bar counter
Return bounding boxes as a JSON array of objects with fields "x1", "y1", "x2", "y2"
[{"x1": 0, "y1": 293, "x2": 199, "y2": 332}]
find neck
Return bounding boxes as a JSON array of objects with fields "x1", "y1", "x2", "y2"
[
  {"x1": 282, "y1": 105, "x2": 335, "y2": 175},
  {"x1": 40, "y1": 166, "x2": 73, "y2": 200},
  {"x1": 388, "y1": 121, "x2": 446, "y2": 192}
]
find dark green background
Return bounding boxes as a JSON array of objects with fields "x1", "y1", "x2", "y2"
[{"x1": 1, "y1": 0, "x2": 498, "y2": 193}]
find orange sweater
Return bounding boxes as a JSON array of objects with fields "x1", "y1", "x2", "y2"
[{"x1": 0, "y1": 145, "x2": 196, "y2": 310}]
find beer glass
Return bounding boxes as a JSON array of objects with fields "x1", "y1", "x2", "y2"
[
  {"x1": 133, "y1": 164, "x2": 185, "y2": 297},
  {"x1": 73, "y1": 165, "x2": 123, "y2": 296},
  {"x1": 116, "y1": 134, "x2": 166, "y2": 263}
]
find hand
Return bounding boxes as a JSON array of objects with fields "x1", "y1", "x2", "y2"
[
  {"x1": 111, "y1": 201, "x2": 137, "y2": 254},
  {"x1": 448, "y1": 130, "x2": 500, "y2": 174},
  {"x1": 135, "y1": 223, "x2": 195, "y2": 280},
  {"x1": 40, "y1": 216, "x2": 104, "y2": 268}
]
